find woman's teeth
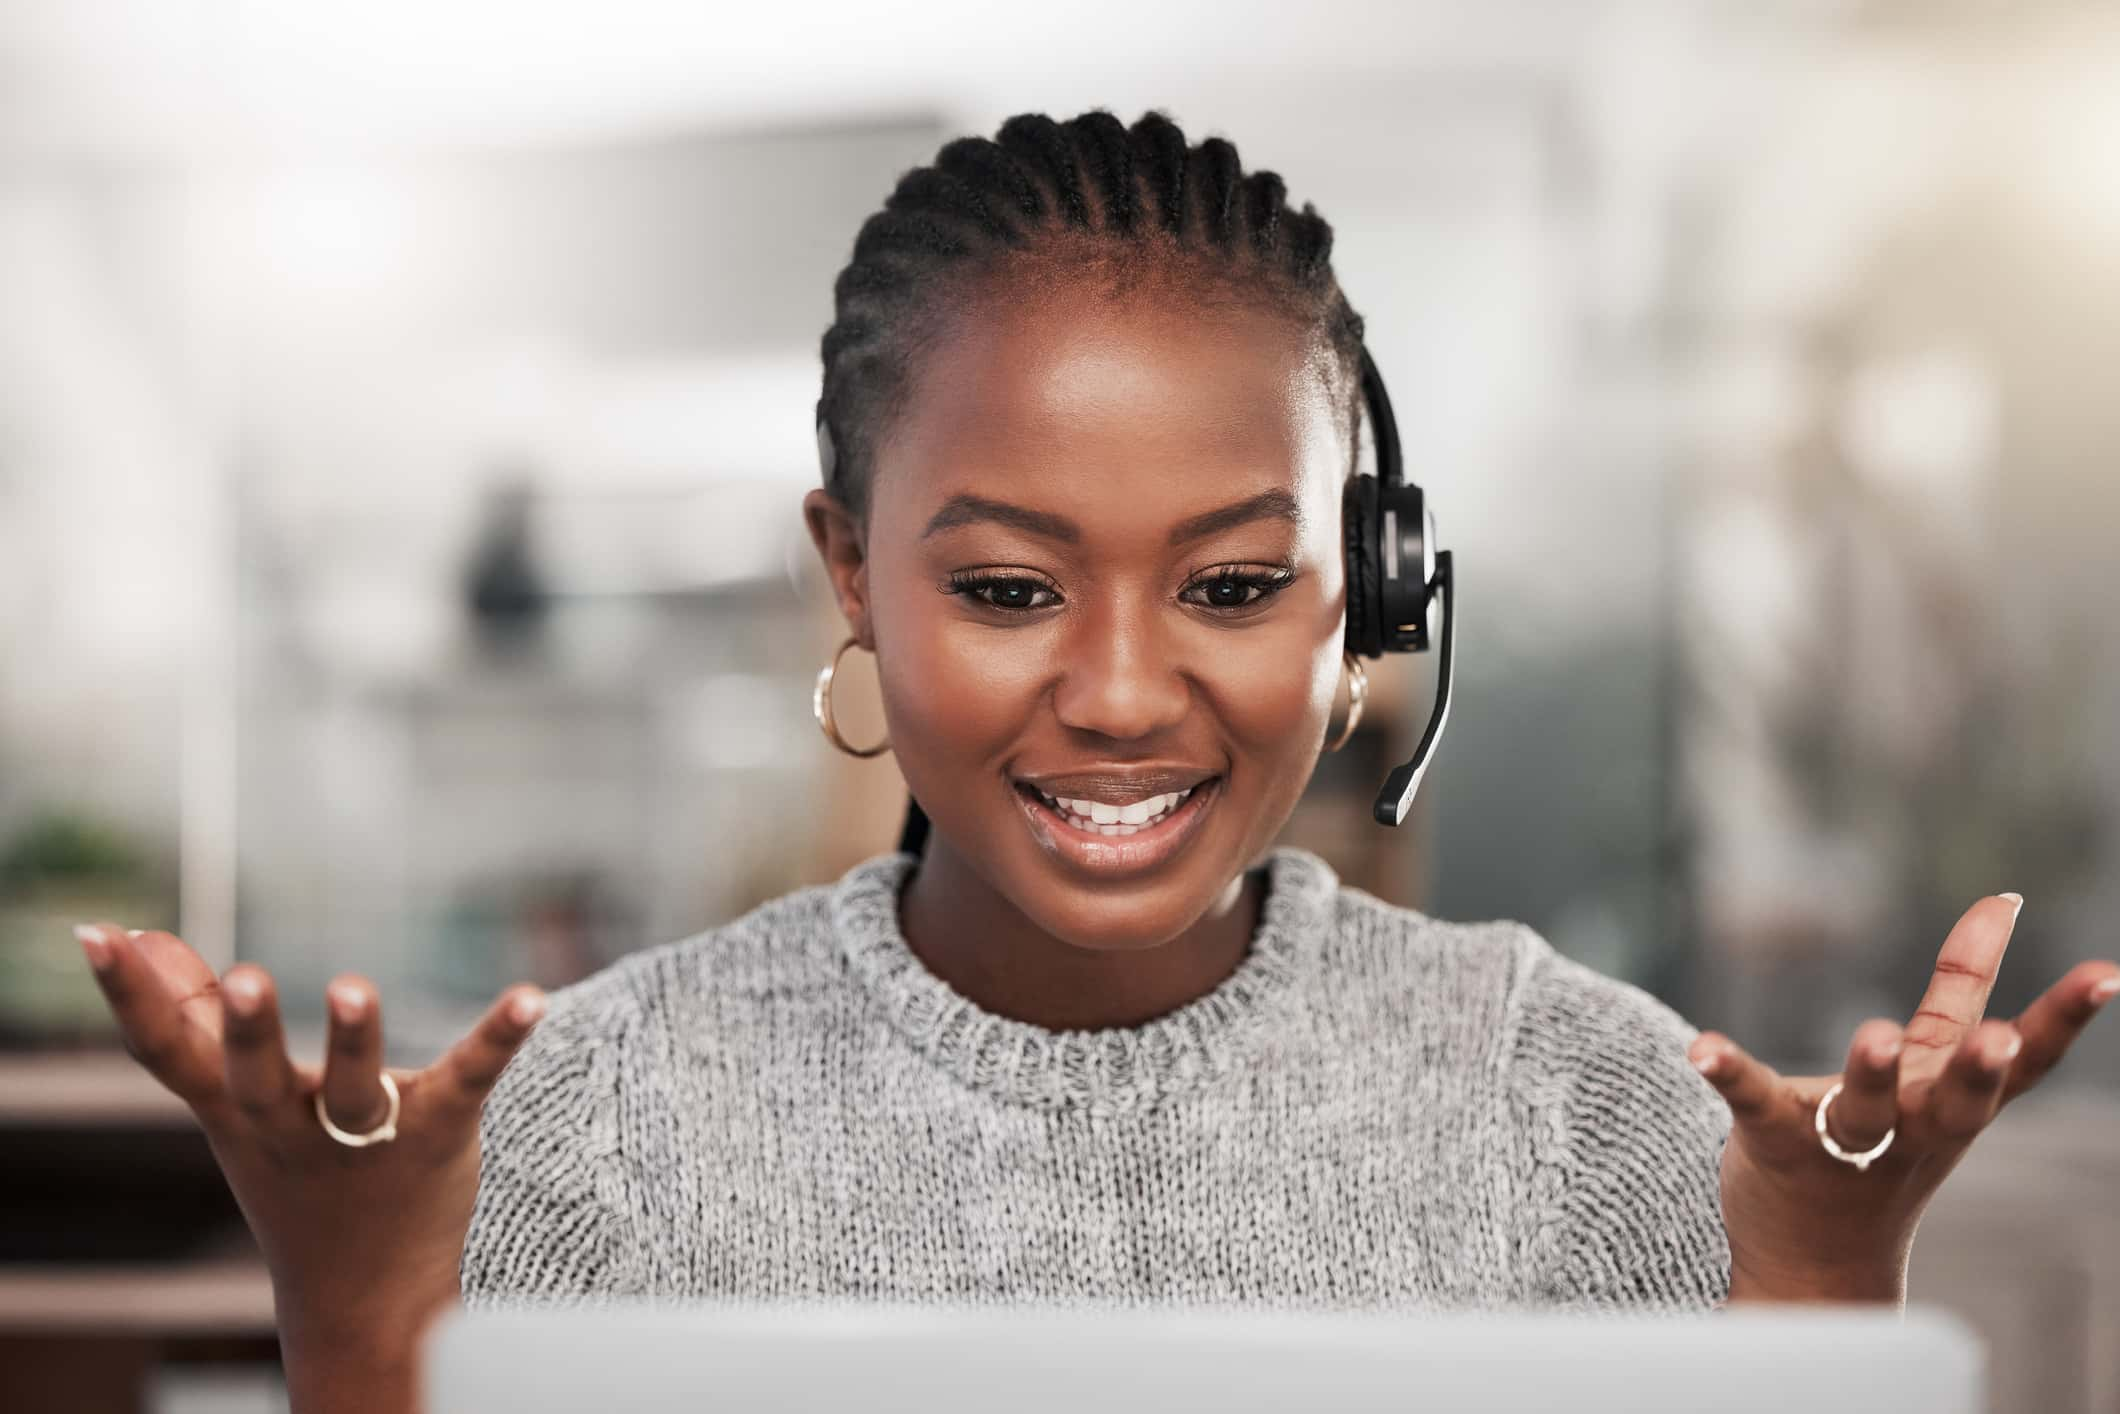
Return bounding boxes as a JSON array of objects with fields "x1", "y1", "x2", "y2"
[{"x1": 1033, "y1": 787, "x2": 1194, "y2": 835}]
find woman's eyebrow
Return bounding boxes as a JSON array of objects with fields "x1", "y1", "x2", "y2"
[
  {"x1": 1166, "y1": 489, "x2": 1303, "y2": 545},
  {"x1": 920, "y1": 494, "x2": 1081, "y2": 543},
  {"x1": 917, "y1": 488, "x2": 1302, "y2": 545}
]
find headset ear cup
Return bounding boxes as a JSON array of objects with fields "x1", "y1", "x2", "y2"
[{"x1": 1343, "y1": 474, "x2": 1380, "y2": 657}]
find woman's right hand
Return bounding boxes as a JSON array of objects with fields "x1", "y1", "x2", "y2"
[{"x1": 75, "y1": 921, "x2": 546, "y2": 1410}]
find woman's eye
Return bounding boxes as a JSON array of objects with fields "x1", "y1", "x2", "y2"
[
  {"x1": 949, "y1": 575, "x2": 1060, "y2": 612},
  {"x1": 1197, "y1": 578, "x2": 1262, "y2": 608},
  {"x1": 982, "y1": 580, "x2": 1050, "y2": 610},
  {"x1": 1182, "y1": 571, "x2": 1291, "y2": 612}
]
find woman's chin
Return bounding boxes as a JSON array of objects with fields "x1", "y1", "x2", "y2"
[{"x1": 1003, "y1": 846, "x2": 1252, "y2": 955}]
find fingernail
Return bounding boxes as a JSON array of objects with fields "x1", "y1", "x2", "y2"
[
  {"x1": 1691, "y1": 1049, "x2": 1721, "y2": 1077},
  {"x1": 223, "y1": 971, "x2": 262, "y2": 1015},
  {"x1": 510, "y1": 992, "x2": 546, "y2": 1027},
  {"x1": 1994, "y1": 1031, "x2": 2023, "y2": 1066},
  {"x1": 329, "y1": 985, "x2": 367, "y2": 1023},
  {"x1": 1876, "y1": 1037, "x2": 1903, "y2": 1066},
  {"x1": 2092, "y1": 975, "x2": 2120, "y2": 1005},
  {"x1": 72, "y1": 924, "x2": 113, "y2": 971},
  {"x1": 1999, "y1": 892, "x2": 2024, "y2": 915}
]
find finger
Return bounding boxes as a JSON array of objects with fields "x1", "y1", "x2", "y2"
[
  {"x1": 127, "y1": 929, "x2": 224, "y2": 1012},
  {"x1": 427, "y1": 986, "x2": 548, "y2": 1125},
  {"x1": 1923, "y1": 1018, "x2": 2019, "y2": 1140},
  {"x1": 2000, "y1": 961, "x2": 2120, "y2": 1105},
  {"x1": 220, "y1": 966, "x2": 300, "y2": 1121},
  {"x1": 319, "y1": 975, "x2": 390, "y2": 1133},
  {"x1": 75, "y1": 923, "x2": 222, "y2": 1102},
  {"x1": 127, "y1": 928, "x2": 231, "y2": 1080},
  {"x1": 1689, "y1": 1032, "x2": 1789, "y2": 1128},
  {"x1": 1903, "y1": 894, "x2": 2023, "y2": 1068},
  {"x1": 1825, "y1": 1019, "x2": 1904, "y2": 1151}
]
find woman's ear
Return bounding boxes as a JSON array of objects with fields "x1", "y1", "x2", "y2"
[{"x1": 802, "y1": 488, "x2": 874, "y2": 648}]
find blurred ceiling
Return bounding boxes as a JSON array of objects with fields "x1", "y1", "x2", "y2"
[{"x1": 0, "y1": 0, "x2": 1623, "y2": 159}]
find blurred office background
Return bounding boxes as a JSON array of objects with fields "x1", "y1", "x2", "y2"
[{"x1": 3, "y1": 1, "x2": 2118, "y2": 1410}]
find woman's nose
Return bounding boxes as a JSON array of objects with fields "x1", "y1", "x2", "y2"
[{"x1": 1050, "y1": 609, "x2": 1191, "y2": 742}]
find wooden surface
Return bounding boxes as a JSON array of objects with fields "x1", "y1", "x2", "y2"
[
  {"x1": 0, "y1": 1050, "x2": 197, "y2": 1128},
  {"x1": 0, "y1": 1254, "x2": 275, "y2": 1338}
]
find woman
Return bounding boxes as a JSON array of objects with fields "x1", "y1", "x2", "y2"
[{"x1": 77, "y1": 109, "x2": 2118, "y2": 1413}]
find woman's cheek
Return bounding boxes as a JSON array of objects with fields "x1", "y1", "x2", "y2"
[
  {"x1": 1203, "y1": 622, "x2": 1337, "y2": 763},
  {"x1": 880, "y1": 616, "x2": 1050, "y2": 761}
]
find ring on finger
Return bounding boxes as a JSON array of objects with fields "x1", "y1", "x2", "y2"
[
  {"x1": 315, "y1": 1071, "x2": 400, "y2": 1148},
  {"x1": 1815, "y1": 1081, "x2": 1895, "y2": 1172}
]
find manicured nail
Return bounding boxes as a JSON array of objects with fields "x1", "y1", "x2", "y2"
[
  {"x1": 510, "y1": 992, "x2": 546, "y2": 1027},
  {"x1": 1691, "y1": 1050, "x2": 1721, "y2": 1077},
  {"x1": 223, "y1": 971, "x2": 262, "y2": 1016},
  {"x1": 73, "y1": 924, "x2": 113, "y2": 971},
  {"x1": 2092, "y1": 975, "x2": 2120, "y2": 1005},
  {"x1": 329, "y1": 985, "x2": 367, "y2": 1023},
  {"x1": 1999, "y1": 892, "x2": 2024, "y2": 916}
]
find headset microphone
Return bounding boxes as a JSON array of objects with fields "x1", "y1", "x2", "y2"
[{"x1": 1343, "y1": 346, "x2": 1456, "y2": 827}]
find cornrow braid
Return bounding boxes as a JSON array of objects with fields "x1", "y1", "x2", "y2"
[
  {"x1": 817, "y1": 107, "x2": 1368, "y2": 518},
  {"x1": 1192, "y1": 137, "x2": 1243, "y2": 248}
]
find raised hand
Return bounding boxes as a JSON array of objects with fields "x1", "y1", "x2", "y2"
[
  {"x1": 1686, "y1": 895, "x2": 2120, "y2": 1303},
  {"x1": 74, "y1": 921, "x2": 546, "y2": 1412}
]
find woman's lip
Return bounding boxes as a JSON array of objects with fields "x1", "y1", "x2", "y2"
[{"x1": 1013, "y1": 776, "x2": 1220, "y2": 877}]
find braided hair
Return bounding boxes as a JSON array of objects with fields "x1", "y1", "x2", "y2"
[
  {"x1": 818, "y1": 108, "x2": 1370, "y2": 517},
  {"x1": 814, "y1": 108, "x2": 1371, "y2": 854}
]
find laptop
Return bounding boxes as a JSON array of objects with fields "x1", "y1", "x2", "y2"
[{"x1": 426, "y1": 1300, "x2": 1984, "y2": 1413}]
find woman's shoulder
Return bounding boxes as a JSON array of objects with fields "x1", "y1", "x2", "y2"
[
  {"x1": 1497, "y1": 930, "x2": 1731, "y2": 1309},
  {"x1": 539, "y1": 861, "x2": 885, "y2": 1034},
  {"x1": 1291, "y1": 844, "x2": 1719, "y2": 1125},
  {"x1": 1321, "y1": 860, "x2": 1733, "y2": 1307},
  {"x1": 1298, "y1": 850, "x2": 1689, "y2": 1039},
  {"x1": 479, "y1": 863, "x2": 889, "y2": 1133},
  {"x1": 1504, "y1": 929, "x2": 1705, "y2": 1078},
  {"x1": 1289, "y1": 849, "x2": 1551, "y2": 1023}
]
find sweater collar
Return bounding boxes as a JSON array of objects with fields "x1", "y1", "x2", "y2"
[{"x1": 828, "y1": 846, "x2": 1339, "y2": 1115}]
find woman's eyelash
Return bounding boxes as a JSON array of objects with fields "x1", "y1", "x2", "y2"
[
  {"x1": 941, "y1": 565, "x2": 1297, "y2": 615},
  {"x1": 1181, "y1": 566, "x2": 1296, "y2": 611},
  {"x1": 942, "y1": 572, "x2": 1061, "y2": 612}
]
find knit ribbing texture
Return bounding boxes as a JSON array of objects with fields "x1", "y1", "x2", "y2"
[{"x1": 461, "y1": 847, "x2": 1732, "y2": 1313}]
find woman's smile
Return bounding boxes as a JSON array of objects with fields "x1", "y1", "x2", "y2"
[{"x1": 1011, "y1": 769, "x2": 1222, "y2": 878}]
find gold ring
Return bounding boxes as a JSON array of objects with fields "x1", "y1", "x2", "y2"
[
  {"x1": 315, "y1": 1071, "x2": 401, "y2": 1148},
  {"x1": 1814, "y1": 1081, "x2": 1894, "y2": 1171}
]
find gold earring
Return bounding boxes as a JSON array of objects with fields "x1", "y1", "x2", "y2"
[
  {"x1": 1324, "y1": 652, "x2": 1368, "y2": 753},
  {"x1": 814, "y1": 636, "x2": 891, "y2": 758}
]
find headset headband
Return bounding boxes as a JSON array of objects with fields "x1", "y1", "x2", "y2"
[{"x1": 1358, "y1": 346, "x2": 1403, "y2": 490}]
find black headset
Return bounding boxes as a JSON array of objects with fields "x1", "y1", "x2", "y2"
[
  {"x1": 824, "y1": 341, "x2": 1454, "y2": 851},
  {"x1": 1344, "y1": 344, "x2": 1455, "y2": 826}
]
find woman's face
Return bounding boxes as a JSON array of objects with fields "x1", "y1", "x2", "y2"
[{"x1": 806, "y1": 280, "x2": 1350, "y2": 951}]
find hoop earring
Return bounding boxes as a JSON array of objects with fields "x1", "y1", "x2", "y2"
[
  {"x1": 1324, "y1": 653, "x2": 1368, "y2": 753},
  {"x1": 814, "y1": 636, "x2": 891, "y2": 758}
]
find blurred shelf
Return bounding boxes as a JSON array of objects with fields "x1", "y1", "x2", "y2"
[
  {"x1": 0, "y1": 1254, "x2": 273, "y2": 1337},
  {"x1": 0, "y1": 1051, "x2": 195, "y2": 1128},
  {"x1": 0, "y1": 1032, "x2": 349, "y2": 1128}
]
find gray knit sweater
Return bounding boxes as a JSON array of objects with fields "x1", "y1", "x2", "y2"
[{"x1": 460, "y1": 847, "x2": 1733, "y2": 1313}]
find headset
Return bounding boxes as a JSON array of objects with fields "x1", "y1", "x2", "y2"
[
  {"x1": 822, "y1": 342, "x2": 1454, "y2": 849},
  {"x1": 1344, "y1": 344, "x2": 1455, "y2": 826}
]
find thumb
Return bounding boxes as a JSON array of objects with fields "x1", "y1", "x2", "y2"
[{"x1": 1689, "y1": 1032, "x2": 1787, "y2": 1130}]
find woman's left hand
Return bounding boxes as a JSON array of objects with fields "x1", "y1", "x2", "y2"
[{"x1": 1687, "y1": 894, "x2": 2120, "y2": 1304}]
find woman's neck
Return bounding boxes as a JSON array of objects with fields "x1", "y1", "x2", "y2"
[{"x1": 897, "y1": 838, "x2": 1263, "y2": 1032}]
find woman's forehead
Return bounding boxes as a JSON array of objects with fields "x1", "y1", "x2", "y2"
[{"x1": 872, "y1": 289, "x2": 1347, "y2": 536}]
